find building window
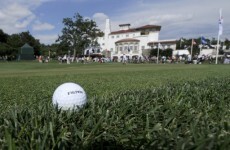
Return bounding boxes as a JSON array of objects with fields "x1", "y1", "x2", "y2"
[
  {"x1": 141, "y1": 31, "x2": 149, "y2": 35},
  {"x1": 141, "y1": 46, "x2": 145, "y2": 50},
  {"x1": 110, "y1": 48, "x2": 113, "y2": 51},
  {"x1": 116, "y1": 35, "x2": 119, "y2": 38},
  {"x1": 102, "y1": 43, "x2": 105, "y2": 46},
  {"x1": 111, "y1": 36, "x2": 114, "y2": 38},
  {"x1": 120, "y1": 47, "x2": 123, "y2": 51},
  {"x1": 126, "y1": 34, "x2": 129, "y2": 37},
  {"x1": 129, "y1": 46, "x2": 133, "y2": 50},
  {"x1": 134, "y1": 46, "x2": 138, "y2": 51}
]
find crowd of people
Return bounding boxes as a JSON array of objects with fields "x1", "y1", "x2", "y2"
[
  {"x1": 37, "y1": 53, "x2": 230, "y2": 65},
  {"x1": 56, "y1": 55, "x2": 111, "y2": 64}
]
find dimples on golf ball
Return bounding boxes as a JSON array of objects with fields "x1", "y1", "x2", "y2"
[{"x1": 52, "y1": 82, "x2": 87, "y2": 110}]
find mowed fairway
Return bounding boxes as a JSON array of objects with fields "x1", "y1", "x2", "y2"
[{"x1": 0, "y1": 62, "x2": 229, "y2": 149}]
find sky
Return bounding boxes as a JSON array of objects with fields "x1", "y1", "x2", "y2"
[{"x1": 0, "y1": 0, "x2": 230, "y2": 45}]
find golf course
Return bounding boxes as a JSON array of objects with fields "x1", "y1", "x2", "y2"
[{"x1": 0, "y1": 61, "x2": 229, "y2": 149}]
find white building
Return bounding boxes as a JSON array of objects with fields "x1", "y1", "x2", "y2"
[{"x1": 97, "y1": 19, "x2": 177, "y2": 61}]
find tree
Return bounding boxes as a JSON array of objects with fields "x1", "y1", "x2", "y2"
[
  {"x1": 56, "y1": 41, "x2": 70, "y2": 56},
  {"x1": 211, "y1": 38, "x2": 217, "y2": 45},
  {"x1": 0, "y1": 43, "x2": 9, "y2": 56},
  {"x1": 0, "y1": 29, "x2": 41, "y2": 59},
  {"x1": 150, "y1": 48, "x2": 172, "y2": 58},
  {"x1": 0, "y1": 29, "x2": 9, "y2": 43},
  {"x1": 187, "y1": 39, "x2": 199, "y2": 56},
  {"x1": 7, "y1": 31, "x2": 41, "y2": 56},
  {"x1": 57, "y1": 13, "x2": 103, "y2": 59},
  {"x1": 40, "y1": 43, "x2": 61, "y2": 58},
  {"x1": 0, "y1": 42, "x2": 18, "y2": 60},
  {"x1": 7, "y1": 34, "x2": 22, "y2": 48},
  {"x1": 225, "y1": 38, "x2": 230, "y2": 49},
  {"x1": 19, "y1": 31, "x2": 41, "y2": 56},
  {"x1": 161, "y1": 49, "x2": 172, "y2": 57}
]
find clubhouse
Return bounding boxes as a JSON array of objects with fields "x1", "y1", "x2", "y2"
[{"x1": 97, "y1": 19, "x2": 176, "y2": 61}]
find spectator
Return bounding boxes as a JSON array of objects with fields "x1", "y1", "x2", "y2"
[{"x1": 122, "y1": 54, "x2": 127, "y2": 65}]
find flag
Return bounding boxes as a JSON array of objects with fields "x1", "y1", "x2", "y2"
[
  {"x1": 191, "y1": 39, "x2": 196, "y2": 56},
  {"x1": 192, "y1": 39, "x2": 196, "y2": 45},
  {"x1": 218, "y1": 13, "x2": 223, "y2": 36},
  {"x1": 179, "y1": 38, "x2": 184, "y2": 48},
  {"x1": 158, "y1": 43, "x2": 164, "y2": 50},
  {"x1": 185, "y1": 46, "x2": 190, "y2": 50},
  {"x1": 201, "y1": 36, "x2": 207, "y2": 45}
]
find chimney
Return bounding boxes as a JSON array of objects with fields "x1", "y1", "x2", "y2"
[{"x1": 119, "y1": 24, "x2": 131, "y2": 30}]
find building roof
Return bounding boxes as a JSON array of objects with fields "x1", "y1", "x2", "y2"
[
  {"x1": 115, "y1": 38, "x2": 140, "y2": 43},
  {"x1": 110, "y1": 29, "x2": 136, "y2": 35},
  {"x1": 224, "y1": 50, "x2": 230, "y2": 54},
  {"x1": 110, "y1": 24, "x2": 161, "y2": 35},
  {"x1": 135, "y1": 25, "x2": 161, "y2": 30}
]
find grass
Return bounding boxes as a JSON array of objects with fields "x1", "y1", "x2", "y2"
[{"x1": 0, "y1": 61, "x2": 229, "y2": 149}]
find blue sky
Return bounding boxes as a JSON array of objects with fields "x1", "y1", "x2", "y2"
[{"x1": 0, "y1": 0, "x2": 229, "y2": 44}]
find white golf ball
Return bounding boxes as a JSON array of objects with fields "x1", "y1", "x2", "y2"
[{"x1": 52, "y1": 82, "x2": 87, "y2": 110}]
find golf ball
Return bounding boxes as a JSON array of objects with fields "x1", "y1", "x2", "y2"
[{"x1": 52, "y1": 82, "x2": 87, "y2": 110}]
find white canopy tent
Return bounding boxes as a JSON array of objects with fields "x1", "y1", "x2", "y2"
[{"x1": 173, "y1": 49, "x2": 190, "y2": 56}]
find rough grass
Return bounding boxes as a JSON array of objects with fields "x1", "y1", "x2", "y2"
[{"x1": 0, "y1": 62, "x2": 229, "y2": 149}]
